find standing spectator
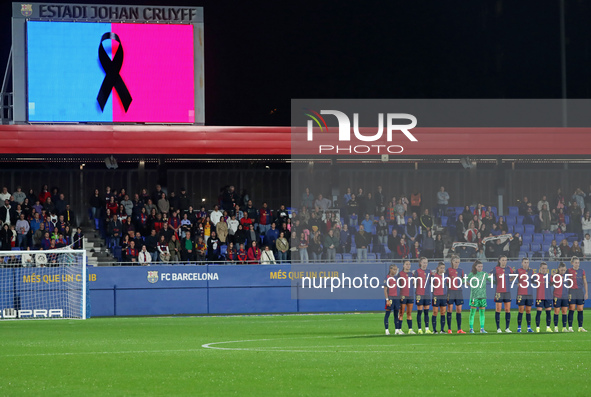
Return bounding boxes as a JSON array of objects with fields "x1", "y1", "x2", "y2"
[
  {"x1": 157, "y1": 193, "x2": 170, "y2": 215},
  {"x1": 276, "y1": 232, "x2": 289, "y2": 263},
  {"x1": 410, "y1": 191, "x2": 421, "y2": 216},
  {"x1": 420, "y1": 209, "x2": 433, "y2": 236},
  {"x1": 405, "y1": 218, "x2": 420, "y2": 247},
  {"x1": 181, "y1": 231, "x2": 195, "y2": 262},
  {"x1": 138, "y1": 245, "x2": 152, "y2": 265},
  {"x1": 15, "y1": 213, "x2": 30, "y2": 248},
  {"x1": 264, "y1": 222, "x2": 280, "y2": 252},
  {"x1": 422, "y1": 230, "x2": 435, "y2": 258},
  {"x1": 210, "y1": 205, "x2": 223, "y2": 226},
  {"x1": 261, "y1": 245, "x2": 276, "y2": 264},
  {"x1": 375, "y1": 185, "x2": 385, "y2": 216},
  {"x1": 164, "y1": 235, "x2": 177, "y2": 262},
  {"x1": 572, "y1": 188, "x2": 586, "y2": 212},
  {"x1": 12, "y1": 186, "x2": 26, "y2": 205},
  {"x1": 308, "y1": 231, "x2": 323, "y2": 262},
  {"x1": 387, "y1": 228, "x2": 401, "y2": 257},
  {"x1": 298, "y1": 232, "x2": 309, "y2": 263},
  {"x1": 555, "y1": 188, "x2": 566, "y2": 210},
  {"x1": 207, "y1": 231, "x2": 221, "y2": 262},
  {"x1": 539, "y1": 204, "x2": 551, "y2": 232},
  {"x1": 582, "y1": 211, "x2": 591, "y2": 238},
  {"x1": 314, "y1": 194, "x2": 331, "y2": 211},
  {"x1": 582, "y1": 233, "x2": 591, "y2": 259},
  {"x1": 107, "y1": 214, "x2": 122, "y2": 249},
  {"x1": 221, "y1": 185, "x2": 239, "y2": 213},
  {"x1": 0, "y1": 200, "x2": 16, "y2": 226},
  {"x1": 145, "y1": 229, "x2": 159, "y2": 261},
  {"x1": 216, "y1": 217, "x2": 229, "y2": 244},
  {"x1": 227, "y1": 214, "x2": 239, "y2": 242},
  {"x1": 365, "y1": 193, "x2": 376, "y2": 218},
  {"x1": 0, "y1": 187, "x2": 11, "y2": 202},
  {"x1": 120, "y1": 194, "x2": 133, "y2": 217},
  {"x1": 339, "y1": 223, "x2": 351, "y2": 254},
  {"x1": 258, "y1": 202, "x2": 272, "y2": 236},
  {"x1": 434, "y1": 234, "x2": 444, "y2": 258},
  {"x1": 151, "y1": 185, "x2": 164, "y2": 206},
  {"x1": 376, "y1": 215, "x2": 389, "y2": 247},
  {"x1": 355, "y1": 225, "x2": 371, "y2": 262},
  {"x1": 537, "y1": 196, "x2": 550, "y2": 213},
  {"x1": 550, "y1": 208, "x2": 559, "y2": 232},
  {"x1": 569, "y1": 202, "x2": 583, "y2": 238},
  {"x1": 301, "y1": 187, "x2": 314, "y2": 210},
  {"x1": 436, "y1": 186, "x2": 450, "y2": 217},
  {"x1": 178, "y1": 188, "x2": 190, "y2": 213}
]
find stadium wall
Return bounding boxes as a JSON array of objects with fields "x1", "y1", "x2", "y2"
[{"x1": 2, "y1": 263, "x2": 589, "y2": 317}]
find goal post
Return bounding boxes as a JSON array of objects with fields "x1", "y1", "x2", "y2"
[{"x1": 0, "y1": 249, "x2": 88, "y2": 320}]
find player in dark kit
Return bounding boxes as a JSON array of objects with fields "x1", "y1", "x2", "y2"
[
  {"x1": 413, "y1": 257, "x2": 432, "y2": 334},
  {"x1": 398, "y1": 260, "x2": 415, "y2": 334},
  {"x1": 431, "y1": 262, "x2": 448, "y2": 334},
  {"x1": 567, "y1": 257, "x2": 588, "y2": 332},
  {"x1": 492, "y1": 255, "x2": 514, "y2": 333},
  {"x1": 534, "y1": 262, "x2": 553, "y2": 333},
  {"x1": 445, "y1": 255, "x2": 466, "y2": 334},
  {"x1": 516, "y1": 257, "x2": 534, "y2": 333},
  {"x1": 553, "y1": 262, "x2": 570, "y2": 332},
  {"x1": 384, "y1": 264, "x2": 402, "y2": 335}
]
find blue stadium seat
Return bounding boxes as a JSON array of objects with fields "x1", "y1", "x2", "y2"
[
  {"x1": 522, "y1": 234, "x2": 533, "y2": 243},
  {"x1": 508, "y1": 225, "x2": 514, "y2": 234},
  {"x1": 367, "y1": 253, "x2": 377, "y2": 261},
  {"x1": 543, "y1": 234, "x2": 555, "y2": 244},
  {"x1": 491, "y1": 207, "x2": 498, "y2": 217},
  {"x1": 542, "y1": 244, "x2": 550, "y2": 253},
  {"x1": 441, "y1": 216, "x2": 448, "y2": 227},
  {"x1": 530, "y1": 243, "x2": 542, "y2": 252},
  {"x1": 520, "y1": 243, "x2": 530, "y2": 251},
  {"x1": 388, "y1": 225, "x2": 394, "y2": 234},
  {"x1": 509, "y1": 206, "x2": 519, "y2": 216},
  {"x1": 505, "y1": 216, "x2": 516, "y2": 225},
  {"x1": 113, "y1": 246, "x2": 122, "y2": 262},
  {"x1": 532, "y1": 234, "x2": 544, "y2": 244},
  {"x1": 514, "y1": 225, "x2": 525, "y2": 235},
  {"x1": 524, "y1": 224, "x2": 535, "y2": 234},
  {"x1": 555, "y1": 234, "x2": 565, "y2": 242},
  {"x1": 221, "y1": 245, "x2": 227, "y2": 256},
  {"x1": 518, "y1": 251, "x2": 529, "y2": 259},
  {"x1": 565, "y1": 215, "x2": 570, "y2": 224},
  {"x1": 335, "y1": 253, "x2": 343, "y2": 262},
  {"x1": 516, "y1": 216, "x2": 524, "y2": 225},
  {"x1": 343, "y1": 253, "x2": 353, "y2": 262}
]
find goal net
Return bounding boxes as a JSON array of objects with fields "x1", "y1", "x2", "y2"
[{"x1": 0, "y1": 249, "x2": 87, "y2": 320}]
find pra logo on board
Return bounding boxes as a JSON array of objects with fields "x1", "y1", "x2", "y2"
[
  {"x1": 1, "y1": 308, "x2": 63, "y2": 319},
  {"x1": 303, "y1": 109, "x2": 418, "y2": 155}
]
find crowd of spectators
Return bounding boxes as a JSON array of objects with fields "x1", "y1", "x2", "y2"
[{"x1": 0, "y1": 185, "x2": 83, "y2": 257}]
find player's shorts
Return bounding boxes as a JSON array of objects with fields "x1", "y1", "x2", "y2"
[
  {"x1": 432, "y1": 295, "x2": 447, "y2": 307},
  {"x1": 569, "y1": 289, "x2": 585, "y2": 306},
  {"x1": 400, "y1": 296, "x2": 413, "y2": 305},
  {"x1": 516, "y1": 295, "x2": 534, "y2": 307},
  {"x1": 415, "y1": 295, "x2": 431, "y2": 307},
  {"x1": 553, "y1": 297, "x2": 569, "y2": 308},
  {"x1": 535, "y1": 299, "x2": 552, "y2": 309},
  {"x1": 494, "y1": 292, "x2": 511, "y2": 303},
  {"x1": 470, "y1": 298, "x2": 487, "y2": 308},
  {"x1": 447, "y1": 289, "x2": 464, "y2": 306},
  {"x1": 386, "y1": 297, "x2": 401, "y2": 311}
]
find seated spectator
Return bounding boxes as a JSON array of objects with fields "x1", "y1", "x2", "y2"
[
  {"x1": 127, "y1": 240, "x2": 139, "y2": 264},
  {"x1": 497, "y1": 216, "x2": 508, "y2": 233},
  {"x1": 247, "y1": 240, "x2": 262, "y2": 264},
  {"x1": 570, "y1": 240, "x2": 583, "y2": 258},
  {"x1": 396, "y1": 236, "x2": 409, "y2": 259},
  {"x1": 387, "y1": 228, "x2": 400, "y2": 257},
  {"x1": 261, "y1": 245, "x2": 276, "y2": 264},
  {"x1": 72, "y1": 227, "x2": 84, "y2": 250},
  {"x1": 225, "y1": 241, "x2": 238, "y2": 263},
  {"x1": 410, "y1": 241, "x2": 421, "y2": 259},
  {"x1": 237, "y1": 243, "x2": 248, "y2": 264},
  {"x1": 245, "y1": 224, "x2": 260, "y2": 248},
  {"x1": 138, "y1": 245, "x2": 152, "y2": 265},
  {"x1": 195, "y1": 236, "x2": 206, "y2": 262},
  {"x1": 464, "y1": 221, "x2": 478, "y2": 243},
  {"x1": 314, "y1": 194, "x2": 331, "y2": 211},
  {"x1": 559, "y1": 239, "x2": 571, "y2": 258},
  {"x1": 548, "y1": 239, "x2": 561, "y2": 260}
]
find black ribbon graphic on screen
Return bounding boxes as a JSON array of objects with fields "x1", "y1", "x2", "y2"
[{"x1": 97, "y1": 32, "x2": 132, "y2": 112}]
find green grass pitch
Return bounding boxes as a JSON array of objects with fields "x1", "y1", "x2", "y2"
[{"x1": 1, "y1": 310, "x2": 590, "y2": 396}]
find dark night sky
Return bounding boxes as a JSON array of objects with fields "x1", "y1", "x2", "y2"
[{"x1": 1, "y1": 0, "x2": 590, "y2": 126}]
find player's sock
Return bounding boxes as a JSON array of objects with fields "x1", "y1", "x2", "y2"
[
  {"x1": 535, "y1": 311, "x2": 541, "y2": 327},
  {"x1": 416, "y1": 310, "x2": 422, "y2": 329},
  {"x1": 447, "y1": 312, "x2": 452, "y2": 329},
  {"x1": 407, "y1": 319, "x2": 412, "y2": 329},
  {"x1": 469, "y1": 308, "x2": 476, "y2": 329},
  {"x1": 394, "y1": 315, "x2": 400, "y2": 330},
  {"x1": 562, "y1": 314, "x2": 567, "y2": 327},
  {"x1": 440, "y1": 314, "x2": 446, "y2": 332},
  {"x1": 517, "y1": 312, "x2": 523, "y2": 327},
  {"x1": 456, "y1": 313, "x2": 462, "y2": 330},
  {"x1": 526, "y1": 313, "x2": 531, "y2": 328},
  {"x1": 424, "y1": 309, "x2": 429, "y2": 328},
  {"x1": 479, "y1": 308, "x2": 485, "y2": 328},
  {"x1": 546, "y1": 311, "x2": 551, "y2": 327},
  {"x1": 553, "y1": 313, "x2": 559, "y2": 327},
  {"x1": 384, "y1": 311, "x2": 391, "y2": 329},
  {"x1": 431, "y1": 315, "x2": 437, "y2": 332},
  {"x1": 495, "y1": 312, "x2": 500, "y2": 329},
  {"x1": 505, "y1": 312, "x2": 511, "y2": 329},
  {"x1": 568, "y1": 310, "x2": 574, "y2": 327},
  {"x1": 578, "y1": 311, "x2": 584, "y2": 328}
]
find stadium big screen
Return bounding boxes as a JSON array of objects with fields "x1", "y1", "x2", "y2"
[{"x1": 11, "y1": 2, "x2": 204, "y2": 124}]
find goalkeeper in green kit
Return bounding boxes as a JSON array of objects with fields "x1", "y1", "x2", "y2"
[{"x1": 468, "y1": 260, "x2": 488, "y2": 333}]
